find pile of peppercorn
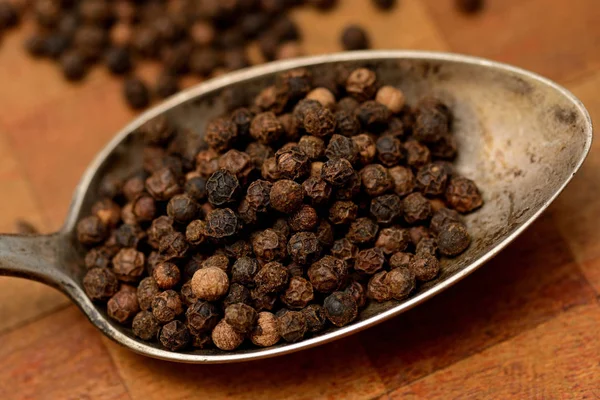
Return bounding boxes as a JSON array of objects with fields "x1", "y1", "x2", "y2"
[{"x1": 78, "y1": 64, "x2": 483, "y2": 352}]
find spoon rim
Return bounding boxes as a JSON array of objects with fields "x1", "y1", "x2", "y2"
[{"x1": 61, "y1": 50, "x2": 593, "y2": 363}]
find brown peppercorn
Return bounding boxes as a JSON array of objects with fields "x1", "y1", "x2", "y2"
[
  {"x1": 409, "y1": 253, "x2": 440, "y2": 281},
  {"x1": 303, "y1": 177, "x2": 332, "y2": 205},
  {"x1": 416, "y1": 163, "x2": 448, "y2": 196},
  {"x1": 152, "y1": 262, "x2": 181, "y2": 290},
  {"x1": 281, "y1": 277, "x2": 314, "y2": 309},
  {"x1": 346, "y1": 68, "x2": 377, "y2": 101},
  {"x1": 324, "y1": 291, "x2": 357, "y2": 327},
  {"x1": 403, "y1": 192, "x2": 433, "y2": 224},
  {"x1": 77, "y1": 216, "x2": 108, "y2": 245},
  {"x1": 298, "y1": 135, "x2": 325, "y2": 160},
  {"x1": 334, "y1": 171, "x2": 362, "y2": 201},
  {"x1": 246, "y1": 142, "x2": 274, "y2": 169},
  {"x1": 155, "y1": 72, "x2": 180, "y2": 99},
  {"x1": 121, "y1": 203, "x2": 137, "y2": 225},
  {"x1": 288, "y1": 205, "x2": 319, "y2": 232},
  {"x1": 308, "y1": 255, "x2": 345, "y2": 293},
  {"x1": 302, "y1": 304, "x2": 327, "y2": 333},
  {"x1": 224, "y1": 283, "x2": 252, "y2": 308},
  {"x1": 113, "y1": 248, "x2": 145, "y2": 282},
  {"x1": 166, "y1": 194, "x2": 199, "y2": 224},
  {"x1": 388, "y1": 166, "x2": 415, "y2": 196},
  {"x1": 321, "y1": 158, "x2": 354, "y2": 187},
  {"x1": 329, "y1": 201, "x2": 358, "y2": 225},
  {"x1": 146, "y1": 167, "x2": 182, "y2": 201},
  {"x1": 331, "y1": 238, "x2": 358, "y2": 263},
  {"x1": 204, "y1": 208, "x2": 239, "y2": 239},
  {"x1": 437, "y1": 222, "x2": 471, "y2": 256},
  {"x1": 276, "y1": 68, "x2": 312, "y2": 102},
  {"x1": 360, "y1": 164, "x2": 392, "y2": 196},
  {"x1": 132, "y1": 311, "x2": 160, "y2": 341},
  {"x1": 376, "y1": 226, "x2": 411, "y2": 254},
  {"x1": 445, "y1": 176, "x2": 483, "y2": 213},
  {"x1": 218, "y1": 149, "x2": 254, "y2": 182},
  {"x1": 123, "y1": 77, "x2": 150, "y2": 110},
  {"x1": 275, "y1": 146, "x2": 310, "y2": 180},
  {"x1": 252, "y1": 229, "x2": 286, "y2": 261},
  {"x1": 404, "y1": 140, "x2": 431, "y2": 168},
  {"x1": 409, "y1": 226, "x2": 433, "y2": 246},
  {"x1": 370, "y1": 194, "x2": 403, "y2": 224},
  {"x1": 337, "y1": 96, "x2": 360, "y2": 113},
  {"x1": 137, "y1": 277, "x2": 160, "y2": 311},
  {"x1": 186, "y1": 300, "x2": 220, "y2": 334},
  {"x1": 250, "y1": 112, "x2": 284, "y2": 144},
  {"x1": 430, "y1": 207, "x2": 462, "y2": 234},
  {"x1": 389, "y1": 252, "x2": 413, "y2": 270},
  {"x1": 376, "y1": 135, "x2": 404, "y2": 167},
  {"x1": 140, "y1": 115, "x2": 175, "y2": 146},
  {"x1": 345, "y1": 281, "x2": 367, "y2": 308},
  {"x1": 355, "y1": 247, "x2": 386, "y2": 275},
  {"x1": 147, "y1": 216, "x2": 174, "y2": 249},
  {"x1": 85, "y1": 247, "x2": 113, "y2": 270},
  {"x1": 386, "y1": 268, "x2": 416, "y2": 300},
  {"x1": 316, "y1": 220, "x2": 335, "y2": 248},
  {"x1": 159, "y1": 231, "x2": 189, "y2": 260},
  {"x1": 115, "y1": 223, "x2": 146, "y2": 248},
  {"x1": 261, "y1": 157, "x2": 281, "y2": 181},
  {"x1": 270, "y1": 179, "x2": 304, "y2": 213},
  {"x1": 192, "y1": 267, "x2": 229, "y2": 301},
  {"x1": 279, "y1": 113, "x2": 301, "y2": 142},
  {"x1": 250, "y1": 312, "x2": 281, "y2": 347},
  {"x1": 251, "y1": 288, "x2": 277, "y2": 311},
  {"x1": 160, "y1": 320, "x2": 190, "y2": 351},
  {"x1": 205, "y1": 117, "x2": 238, "y2": 152},
  {"x1": 83, "y1": 267, "x2": 119, "y2": 301},
  {"x1": 212, "y1": 319, "x2": 245, "y2": 351},
  {"x1": 225, "y1": 303, "x2": 258, "y2": 334},
  {"x1": 255, "y1": 261, "x2": 289, "y2": 293},
  {"x1": 92, "y1": 199, "x2": 121, "y2": 228},
  {"x1": 123, "y1": 175, "x2": 146, "y2": 201},
  {"x1": 238, "y1": 199, "x2": 258, "y2": 225},
  {"x1": 180, "y1": 281, "x2": 199, "y2": 306},
  {"x1": 132, "y1": 194, "x2": 156, "y2": 222},
  {"x1": 185, "y1": 220, "x2": 206, "y2": 246},
  {"x1": 277, "y1": 310, "x2": 307, "y2": 343},
  {"x1": 416, "y1": 238, "x2": 438, "y2": 257},
  {"x1": 347, "y1": 217, "x2": 379, "y2": 245},
  {"x1": 303, "y1": 106, "x2": 336, "y2": 137},
  {"x1": 196, "y1": 149, "x2": 220, "y2": 178},
  {"x1": 306, "y1": 87, "x2": 336, "y2": 108},
  {"x1": 107, "y1": 290, "x2": 140, "y2": 324},
  {"x1": 326, "y1": 134, "x2": 359, "y2": 165},
  {"x1": 254, "y1": 86, "x2": 280, "y2": 111},
  {"x1": 367, "y1": 271, "x2": 391, "y2": 302},
  {"x1": 352, "y1": 134, "x2": 376, "y2": 165},
  {"x1": 288, "y1": 232, "x2": 322, "y2": 265},
  {"x1": 231, "y1": 257, "x2": 260, "y2": 287},
  {"x1": 293, "y1": 98, "x2": 321, "y2": 122},
  {"x1": 202, "y1": 255, "x2": 230, "y2": 272},
  {"x1": 105, "y1": 47, "x2": 133, "y2": 76},
  {"x1": 341, "y1": 25, "x2": 370, "y2": 50},
  {"x1": 206, "y1": 169, "x2": 241, "y2": 207},
  {"x1": 376, "y1": 85, "x2": 405, "y2": 114},
  {"x1": 414, "y1": 99, "x2": 450, "y2": 143}
]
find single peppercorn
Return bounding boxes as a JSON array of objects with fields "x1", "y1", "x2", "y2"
[
  {"x1": 376, "y1": 85, "x2": 405, "y2": 113},
  {"x1": 254, "y1": 261, "x2": 289, "y2": 293},
  {"x1": 337, "y1": 97, "x2": 360, "y2": 113},
  {"x1": 288, "y1": 232, "x2": 322, "y2": 265},
  {"x1": 196, "y1": 149, "x2": 220, "y2": 178},
  {"x1": 437, "y1": 221, "x2": 471, "y2": 256},
  {"x1": 178, "y1": 281, "x2": 197, "y2": 307},
  {"x1": 360, "y1": 164, "x2": 392, "y2": 196},
  {"x1": 185, "y1": 220, "x2": 206, "y2": 246},
  {"x1": 404, "y1": 140, "x2": 431, "y2": 168},
  {"x1": 152, "y1": 262, "x2": 181, "y2": 290},
  {"x1": 270, "y1": 179, "x2": 304, "y2": 213},
  {"x1": 250, "y1": 311, "x2": 280, "y2": 347},
  {"x1": 159, "y1": 231, "x2": 189, "y2": 260},
  {"x1": 186, "y1": 300, "x2": 220, "y2": 335},
  {"x1": 321, "y1": 158, "x2": 355, "y2": 187},
  {"x1": 341, "y1": 25, "x2": 370, "y2": 51},
  {"x1": 306, "y1": 87, "x2": 336, "y2": 109},
  {"x1": 212, "y1": 319, "x2": 245, "y2": 351},
  {"x1": 304, "y1": 106, "x2": 336, "y2": 138},
  {"x1": 277, "y1": 310, "x2": 307, "y2": 343},
  {"x1": 113, "y1": 248, "x2": 145, "y2": 282},
  {"x1": 370, "y1": 194, "x2": 403, "y2": 224},
  {"x1": 303, "y1": 177, "x2": 332, "y2": 205},
  {"x1": 329, "y1": 201, "x2": 358, "y2": 225},
  {"x1": 414, "y1": 99, "x2": 450, "y2": 143},
  {"x1": 324, "y1": 291, "x2": 357, "y2": 327},
  {"x1": 416, "y1": 163, "x2": 448, "y2": 196},
  {"x1": 77, "y1": 216, "x2": 108, "y2": 245},
  {"x1": 335, "y1": 110, "x2": 361, "y2": 138},
  {"x1": 416, "y1": 237, "x2": 438, "y2": 257},
  {"x1": 223, "y1": 283, "x2": 253, "y2": 307},
  {"x1": 281, "y1": 277, "x2": 314, "y2": 309},
  {"x1": 107, "y1": 290, "x2": 140, "y2": 324},
  {"x1": 345, "y1": 281, "x2": 367, "y2": 308},
  {"x1": 347, "y1": 217, "x2": 379, "y2": 245},
  {"x1": 403, "y1": 192, "x2": 433, "y2": 224},
  {"x1": 355, "y1": 247, "x2": 386, "y2": 275},
  {"x1": 251, "y1": 288, "x2": 277, "y2": 311},
  {"x1": 132, "y1": 311, "x2": 160, "y2": 341},
  {"x1": 376, "y1": 226, "x2": 411, "y2": 255},
  {"x1": 367, "y1": 271, "x2": 391, "y2": 302},
  {"x1": 252, "y1": 229, "x2": 286, "y2": 261},
  {"x1": 225, "y1": 303, "x2": 258, "y2": 334},
  {"x1": 250, "y1": 112, "x2": 284, "y2": 144},
  {"x1": 83, "y1": 267, "x2": 119, "y2": 301},
  {"x1": 389, "y1": 252, "x2": 413, "y2": 270},
  {"x1": 206, "y1": 169, "x2": 240, "y2": 207},
  {"x1": 231, "y1": 257, "x2": 260, "y2": 286},
  {"x1": 331, "y1": 238, "x2": 358, "y2": 263},
  {"x1": 152, "y1": 290, "x2": 183, "y2": 323},
  {"x1": 352, "y1": 134, "x2": 377, "y2": 165},
  {"x1": 308, "y1": 256, "x2": 345, "y2": 293},
  {"x1": 346, "y1": 68, "x2": 377, "y2": 101},
  {"x1": 160, "y1": 320, "x2": 190, "y2": 351},
  {"x1": 445, "y1": 176, "x2": 483, "y2": 213},
  {"x1": 288, "y1": 205, "x2": 319, "y2": 232},
  {"x1": 409, "y1": 253, "x2": 440, "y2": 281},
  {"x1": 132, "y1": 194, "x2": 156, "y2": 222},
  {"x1": 219, "y1": 149, "x2": 254, "y2": 182},
  {"x1": 409, "y1": 226, "x2": 433, "y2": 247},
  {"x1": 123, "y1": 77, "x2": 150, "y2": 110},
  {"x1": 192, "y1": 267, "x2": 229, "y2": 301},
  {"x1": 430, "y1": 207, "x2": 462, "y2": 234},
  {"x1": 205, "y1": 117, "x2": 238, "y2": 152},
  {"x1": 316, "y1": 220, "x2": 335, "y2": 248},
  {"x1": 275, "y1": 145, "x2": 310, "y2": 180},
  {"x1": 85, "y1": 247, "x2": 113, "y2": 270},
  {"x1": 326, "y1": 134, "x2": 359, "y2": 165},
  {"x1": 91, "y1": 199, "x2": 121, "y2": 228},
  {"x1": 115, "y1": 223, "x2": 146, "y2": 248},
  {"x1": 204, "y1": 208, "x2": 239, "y2": 239},
  {"x1": 146, "y1": 167, "x2": 182, "y2": 201},
  {"x1": 147, "y1": 216, "x2": 174, "y2": 249},
  {"x1": 376, "y1": 135, "x2": 404, "y2": 167}
]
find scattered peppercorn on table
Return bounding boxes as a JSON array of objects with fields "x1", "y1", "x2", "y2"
[{"x1": 0, "y1": 0, "x2": 599, "y2": 398}]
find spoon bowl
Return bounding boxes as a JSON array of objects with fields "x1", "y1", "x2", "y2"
[{"x1": 0, "y1": 51, "x2": 592, "y2": 363}]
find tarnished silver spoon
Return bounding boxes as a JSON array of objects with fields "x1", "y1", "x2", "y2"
[{"x1": 0, "y1": 51, "x2": 592, "y2": 363}]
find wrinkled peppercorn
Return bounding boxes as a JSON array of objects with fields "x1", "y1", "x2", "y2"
[
  {"x1": 108, "y1": 290, "x2": 139, "y2": 323},
  {"x1": 206, "y1": 169, "x2": 240, "y2": 207},
  {"x1": 304, "y1": 106, "x2": 336, "y2": 138},
  {"x1": 192, "y1": 267, "x2": 229, "y2": 301},
  {"x1": 160, "y1": 320, "x2": 190, "y2": 351},
  {"x1": 132, "y1": 311, "x2": 160, "y2": 341},
  {"x1": 115, "y1": 223, "x2": 146, "y2": 248},
  {"x1": 329, "y1": 201, "x2": 358, "y2": 225},
  {"x1": 345, "y1": 281, "x2": 367, "y2": 308},
  {"x1": 212, "y1": 319, "x2": 245, "y2": 351},
  {"x1": 147, "y1": 216, "x2": 174, "y2": 249},
  {"x1": 250, "y1": 112, "x2": 284, "y2": 144},
  {"x1": 346, "y1": 68, "x2": 377, "y2": 101},
  {"x1": 225, "y1": 303, "x2": 258, "y2": 333},
  {"x1": 255, "y1": 261, "x2": 289, "y2": 293},
  {"x1": 231, "y1": 257, "x2": 260, "y2": 286},
  {"x1": 355, "y1": 247, "x2": 385, "y2": 275},
  {"x1": 376, "y1": 226, "x2": 411, "y2": 254},
  {"x1": 270, "y1": 179, "x2": 304, "y2": 213},
  {"x1": 278, "y1": 310, "x2": 307, "y2": 342},
  {"x1": 437, "y1": 221, "x2": 471, "y2": 256},
  {"x1": 159, "y1": 231, "x2": 189, "y2": 259},
  {"x1": 223, "y1": 283, "x2": 252, "y2": 307},
  {"x1": 403, "y1": 192, "x2": 432, "y2": 224},
  {"x1": 288, "y1": 232, "x2": 322, "y2": 265},
  {"x1": 288, "y1": 205, "x2": 319, "y2": 232},
  {"x1": 360, "y1": 164, "x2": 392, "y2": 196},
  {"x1": 84, "y1": 267, "x2": 119, "y2": 301},
  {"x1": 146, "y1": 167, "x2": 182, "y2": 201},
  {"x1": 308, "y1": 255, "x2": 345, "y2": 293},
  {"x1": 352, "y1": 134, "x2": 376, "y2": 165},
  {"x1": 404, "y1": 140, "x2": 431, "y2": 168},
  {"x1": 275, "y1": 145, "x2": 310, "y2": 180},
  {"x1": 376, "y1": 135, "x2": 403, "y2": 167},
  {"x1": 186, "y1": 300, "x2": 220, "y2": 335},
  {"x1": 250, "y1": 311, "x2": 280, "y2": 347},
  {"x1": 152, "y1": 290, "x2": 183, "y2": 323},
  {"x1": 281, "y1": 276, "x2": 314, "y2": 309},
  {"x1": 445, "y1": 176, "x2": 483, "y2": 213},
  {"x1": 331, "y1": 238, "x2": 358, "y2": 263},
  {"x1": 113, "y1": 248, "x2": 145, "y2": 282},
  {"x1": 389, "y1": 252, "x2": 413, "y2": 270},
  {"x1": 356, "y1": 100, "x2": 391, "y2": 131},
  {"x1": 347, "y1": 217, "x2": 379, "y2": 245},
  {"x1": 409, "y1": 253, "x2": 440, "y2": 281},
  {"x1": 335, "y1": 110, "x2": 361, "y2": 137},
  {"x1": 430, "y1": 207, "x2": 461, "y2": 234},
  {"x1": 303, "y1": 177, "x2": 332, "y2": 205},
  {"x1": 324, "y1": 291, "x2": 357, "y2": 327},
  {"x1": 321, "y1": 158, "x2": 354, "y2": 187},
  {"x1": 370, "y1": 194, "x2": 403, "y2": 224},
  {"x1": 204, "y1": 208, "x2": 239, "y2": 239},
  {"x1": 416, "y1": 163, "x2": 448, "y2": 196},
  {"x1": 252, "y1": 229, "x2": 286, "y2": 261},
  {"x1": 367, "y1": 271, "x2": 391, "y2": 302},
  {"x1": 77, "y1": 216, "x2": 108, "y2": 245}
]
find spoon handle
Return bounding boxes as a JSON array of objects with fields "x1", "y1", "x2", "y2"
[{"x1": 0, "y1": 233, "x2": 66, "y2": 288}]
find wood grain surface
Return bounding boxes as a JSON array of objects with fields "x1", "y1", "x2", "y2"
[{"x1": 0, "y1": 0, "x2": 599, "y2": 399}]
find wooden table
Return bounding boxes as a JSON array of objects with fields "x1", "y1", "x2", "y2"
[{"x1": 1, "y1": 1, "x2": 599, "y2": 398}]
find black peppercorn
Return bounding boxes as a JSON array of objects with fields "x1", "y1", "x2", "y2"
[
  {"x1": 225, "y1": 303, "x2": 258, "y2": 333},
  {"x1": 204, "y1": 208, "x2": 239, "y2": 239},
  {"x1": 250, "y1": 112, "x2": 284, "y2": 144},
  {"x1": 303, "y1": 106, "x2": 336, "y2": 137},
  {"x1": 347, "y1": 217, "x2": 379, "y2": 245},
  {"x1": 252, "y1": 229, "x2": 286, "y2": 261},
  {"x1": 403, "y1": 192, "x2": 433, "y2": 224},
  {"x1": 308, "y1": 255, "x2": 345, "y2": 293},
  {"x1": 340, "y1": 25, "x2": 370, "y2": 50},
  {"x1": 186, "y1": 300, "x2": 221, "y2": 334},
  {"x1": 437, "y1": 222, "x2": 471, "y2": 256},
  {"x1": 323, "y1": 291, "x2": 357, "y2": 327},
  {"x1": 105, "y1": 47, "x2": 132, "y2": 75},
  {"x1": 445, "y1": 176, "x2": 483, "y2": 213},
  {"x1": 376, "y1": 226, "x2": 411, "y2": 255},
  {"x1": 123, "y1": 77, "x2": 150, "y2": 109},
  {"x1": 132, "y1": 311, "x2": 160, "y2": 341},
  {"x1": 270, "y1": 179, "x2": 304, "y2": 213},
  {"x1": 206, "y1": 169, "x2": 240, "y2": 206},
  {"x1": 60, "y1": 50, "x2": 87, "y2": 81},
  {"x1": 83, "y1": 267, "x2": 119, "y2": 301},
  {"x1": 108, "y1": 289, "x2": 140, "y2": 323},
  {"x1": 321, "y1": 158, "x2": 355, "y2": 187},
  {"x1": 370, "y1": 194, "x2": 403, "y2": 224},
  {"x1": 360, "y1": 164, "x2": 392, "y2": 196},
  {"x1": 288, "y1": 204, "x2": 319, "y2": 232},
  {"x1": 255, "y1": 261, "x2": 290, "y2": 293},
  {"x1": 160, "y1": 320, "x2": 190, "y2": 351},
  {"x1": 288, "y1": 232, "x2": 322, "y2": 265},
  {"x1": 277, "y1": 310, "x2": 307, "y2": 342},
  {"x1": 281, "y1": 276, "x2": 314, "y2": 309}
]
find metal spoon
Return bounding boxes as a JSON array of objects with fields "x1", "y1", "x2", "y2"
[{"x1": 0, "y1": 51, "x2": 592, "y2": 364}]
